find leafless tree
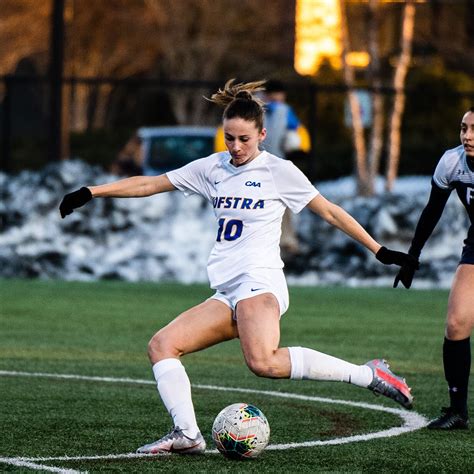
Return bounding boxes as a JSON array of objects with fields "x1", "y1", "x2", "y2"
[
  {"x1": 144, "y1": 0, "x2": 287, "y2": 125},
  {"x1": 339, "y1": 0, "x2": 416, "y2": 196},
  {"x1": 367, "y1": 0, "x2": 384, "y2": 191},
  {"x1": 1, "y1": 0, "x2": 289, "y2": 132},
  {"x1": 385, "y1": 0, "x2": 416, "y2": 192},
  {"x1": 65, "y1": 0, "x2": 163, "y2": 131},
  {"x1": 0, "y1": 0, "x2": 50, "y2": 98},
  {"x1": 339, "y1": 0, "x2": 369, "y2": 196}
]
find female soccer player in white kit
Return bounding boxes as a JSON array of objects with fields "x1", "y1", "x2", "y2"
[{"x1": 59, "y1": 80, "x2": 418, "y2": 455}]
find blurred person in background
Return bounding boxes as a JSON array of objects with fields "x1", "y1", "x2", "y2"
[
  {"x1": 261, "y1": 79, "x2": 302, "y2": 160},
  {"x1": 110, "y1": 133, "x2": 144, "y2": 176},
  {"x1": 394, "y1": 107, "x2": 474, "y2": 430},
  {"x1": 60, "y1": 79, "x2": 418, "y2": 456},
  {"x1": 262, "y1": 79, "x2": 310, "y2": 260}
]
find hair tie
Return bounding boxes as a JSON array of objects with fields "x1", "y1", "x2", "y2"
[{"x1": 235, "y1": 90, "x2": 253, "y2": 101}]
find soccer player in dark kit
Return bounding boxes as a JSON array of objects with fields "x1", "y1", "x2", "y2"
[{"x1": 395, "y1": 107, "x2": 474, "y2": 430}]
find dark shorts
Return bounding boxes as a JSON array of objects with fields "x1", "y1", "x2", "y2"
[{"x1": 460, "y1": 244, "x2": 474, "y2": 265}]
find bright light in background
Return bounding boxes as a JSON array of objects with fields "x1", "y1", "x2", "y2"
[
  {"x1": 295, "y1": 0, "x2": 342, "y2": 75},
  {"x1": 295, "y1": 0, "x2": 426, "y2": 76},
  {"x1": 346, "y1": 51, "x2": 370, "y2": 68}
]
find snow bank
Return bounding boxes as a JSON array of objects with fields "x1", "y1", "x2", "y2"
[{"x1": 0, "y1": 160, "x2": 467, "y2": 288}]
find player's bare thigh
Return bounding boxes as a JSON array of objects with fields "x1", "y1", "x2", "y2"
[
  {"x1": 236, "y1": 293, "x2": 291, "y2": 379},
  {"x1": 446, "y1": 264, "x2": 474, "y2": 340},
  {"x1": 148, "y1": 298, "x2": 238, "y2": 363}
]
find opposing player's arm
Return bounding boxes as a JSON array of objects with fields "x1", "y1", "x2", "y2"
[
  {"x1": 393, "y1": 182, "x2": 451, "y2": 288},
  {"x1": 307, "y1": 194, "x2": 380, "y2": 254},
  {"x1": 89, "y1": 174, "x2": 176, "y2": 198},
  {"x1": 407, "y1": 182, "x2": 451, "y2": 258}
]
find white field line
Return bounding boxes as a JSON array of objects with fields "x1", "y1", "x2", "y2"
[
  {"x1": 0, "y1": 457, "x2": 86, "y2": 474},
  {"x1": 0, "y1": 370, "x2": 428, "y2": 467}
]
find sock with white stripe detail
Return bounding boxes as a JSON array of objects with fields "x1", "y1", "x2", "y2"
[
  {"x1": 288, "y1": 346, "x2": 373, "y2": 387},
  {"x1": 152, "y1": 358, "x2": 200, "y2": 438}
]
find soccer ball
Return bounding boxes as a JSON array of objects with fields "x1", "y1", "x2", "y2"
[{"x1": 211, "y1": 403, "x2": 270, "y2": 460}]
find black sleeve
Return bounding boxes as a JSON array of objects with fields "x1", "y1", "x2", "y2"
[{"x1": 408, "y1": 181, "x2": 451, "y2": 258}]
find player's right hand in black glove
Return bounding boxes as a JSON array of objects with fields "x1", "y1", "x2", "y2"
[
  {"x1": 393, "y1": 263, "x2": 418, "y2": 289},
  {"x1": 375, "y1": 246, "x2": 419, "y2": 269},
  {"x1": 59, "y1": 187, "x2": 92, "y2": 218}
]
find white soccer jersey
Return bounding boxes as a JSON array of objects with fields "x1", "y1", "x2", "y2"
[{"x1": 167, "y1": 151, "x2": 319, "y2": 287}]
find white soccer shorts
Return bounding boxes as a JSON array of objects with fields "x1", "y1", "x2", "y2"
[{"x1": 210, "y1": 268, "x2": 289, "y2": 318}]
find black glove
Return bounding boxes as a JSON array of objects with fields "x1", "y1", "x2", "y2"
[
  {"x1": 375, "y1": 246, "x2": 419, "y2": 269},
  {"x1": 393, "y1": 264, "x2": 417, "y2": 289},
  {"x1": 59, "y1": 187, "x2": 92, "y2": 218}
]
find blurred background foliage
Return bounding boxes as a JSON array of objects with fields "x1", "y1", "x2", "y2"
[{"x1": 1, "y1": 0, "x2": 473, "y2": 181}]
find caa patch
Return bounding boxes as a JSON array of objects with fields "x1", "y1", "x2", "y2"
[{"x1": 245, "y1": 181, "x2": 261, "y2": 187}]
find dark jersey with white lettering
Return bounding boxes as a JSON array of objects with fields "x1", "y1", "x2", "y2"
[
  {"x1": 432, "y1": 145, "x2": 474, "y2": 245},
  {"x1": 408, "y1": 145, "x2": 474, "y2": 259},
  {"x1": 167, "y1": 151, "x2": 319, "y2": 287}
]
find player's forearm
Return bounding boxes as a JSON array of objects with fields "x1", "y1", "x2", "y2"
[
  {"x1": 325, "y1": 204, "x2": 381, "y2": 254},
  {"x1": 308, "y1": 195, "x2": 381, "y2": 254},
  {"x1": 89, "y1": 175, "x2": 175, "y2": 198}
]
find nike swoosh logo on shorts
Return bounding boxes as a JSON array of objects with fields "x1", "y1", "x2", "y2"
[{"x1": 251, "y1": 288, "x2": 264, "y2": 292}]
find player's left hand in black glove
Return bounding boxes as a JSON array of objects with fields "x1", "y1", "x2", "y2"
[
  {"x1": 375, "y1": 246, "x2": 419, "y2": 269},
  {"x1": 59, "y1": 187, "x2": 92, "y2": 218}
]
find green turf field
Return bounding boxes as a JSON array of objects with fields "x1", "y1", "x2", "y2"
[{"x1": 0, "y1": 279, "x2": 472, "y2": 472}]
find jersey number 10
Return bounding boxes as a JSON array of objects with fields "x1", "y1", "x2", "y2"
[{"x1": 216, "y1": 218, "x2": 243, "y2": 242}]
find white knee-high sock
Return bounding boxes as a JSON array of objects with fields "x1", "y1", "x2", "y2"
[
  {"x1": 152, "y1": 358, "x2": 199, "y2": 438},
  {"x1": 288, "y1": 346, "x2": 373, "y2": 387}
]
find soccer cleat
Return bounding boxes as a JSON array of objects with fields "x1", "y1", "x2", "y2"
[
  {"x1": 366, "y1": 359, "x2": 413, "y2": 409},
  {"x1": 427, "y1": 407, "x2": 469, "y2": 430},
  {"x1": 136, "y1": 427, "x2": 206, "y2": 455}
]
